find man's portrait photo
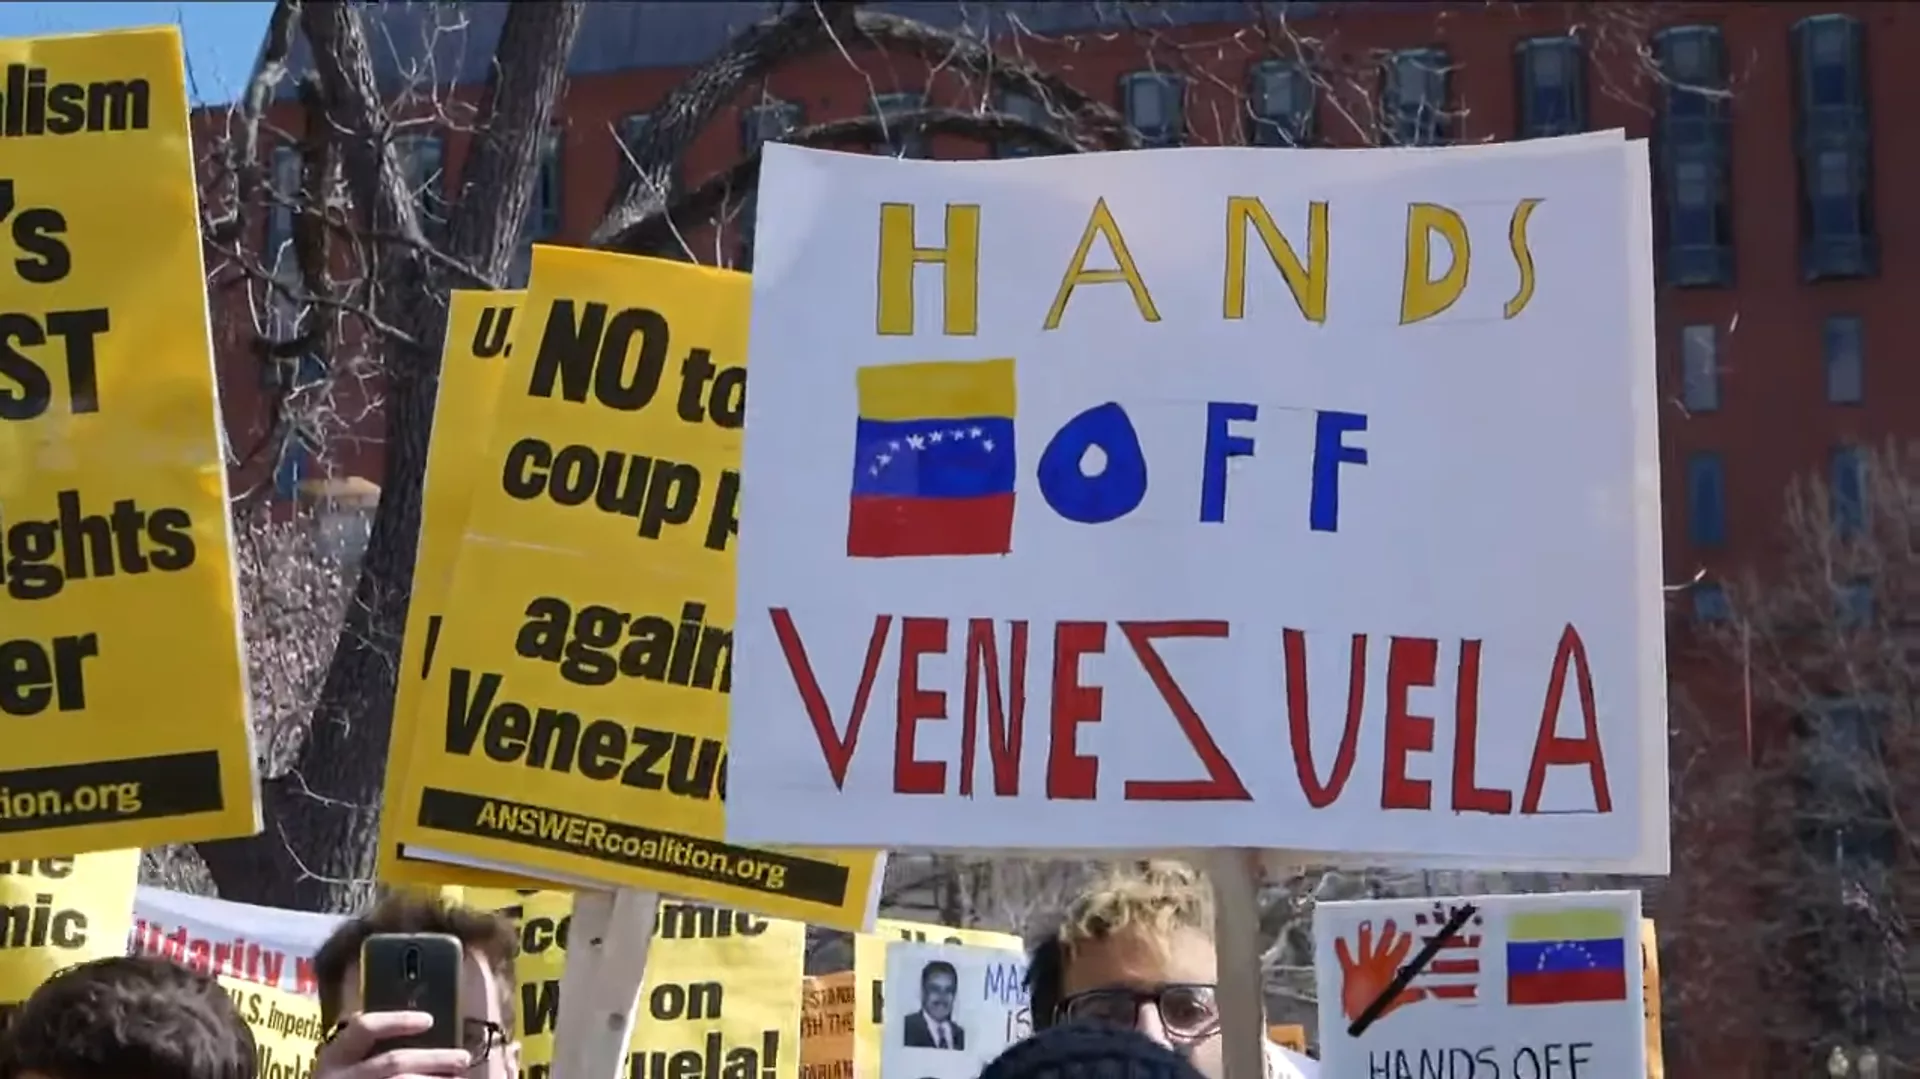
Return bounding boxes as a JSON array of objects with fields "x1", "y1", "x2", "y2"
[{"x1": 901, "y1": 960, "x2": 965, "y2": 1050}]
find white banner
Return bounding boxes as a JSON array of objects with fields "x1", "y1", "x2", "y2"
[{"x1": 128, "y1": 886, "x2": 341, "y2": 995}]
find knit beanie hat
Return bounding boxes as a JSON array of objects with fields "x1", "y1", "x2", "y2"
[{"x1": 979, "y1": 1022, "x2": 1210, "y2": 1079}]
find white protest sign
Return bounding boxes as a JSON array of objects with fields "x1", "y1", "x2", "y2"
[
  {"x1": 727, "y1": 137, "x2": 1665, "y2": 873},
  {"x1": 1315, "y1": 891, "x2": 1644, "y2": 1079},
  {"x1": 881, "y1": 942, "x2": 1028, "y2": 1079}
]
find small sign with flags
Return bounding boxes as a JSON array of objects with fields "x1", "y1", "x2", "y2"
[{"x1": 1316, "y1": 891, "x2": 1646, "y2": 1079}]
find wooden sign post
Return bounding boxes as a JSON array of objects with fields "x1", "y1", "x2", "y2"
[
  {"x1": 551, "y1": 887, "x2": 660, "y2": 1079},
  {"x1": 1207, "y1": 849, "x2": 1269, "y2": 1079}
]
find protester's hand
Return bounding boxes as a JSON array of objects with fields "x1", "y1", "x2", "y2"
[
  {"x1": 1334, "y1": 919, "x2": 1425, "y2": 1023},
  {"x1": 317, "y1": 1012, "x2": 472, "y2": 1079}
]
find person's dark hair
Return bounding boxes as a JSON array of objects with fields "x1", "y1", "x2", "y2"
[
  {"x1": 920, "y1": 960, "x2": 959, "y2": 989},
  {"x1": 313, "y1": 893, "x2": 521, "y2": 1032},
  {"x1": 0, "y1": 955, "x2": 255, "y2": 1079},
  {"x1": 1025, "y1": 934, "x2": 1063, "y2": 1031}
]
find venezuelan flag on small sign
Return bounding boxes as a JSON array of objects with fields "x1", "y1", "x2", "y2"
[
  {"x1": 847, "y1": 358, "x2": 1017, "y2": 558},
  {"x1": 1505, "y1": 906, "x2": 1629, "y2": 1007}
]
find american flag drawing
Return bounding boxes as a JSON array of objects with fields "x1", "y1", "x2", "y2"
[{"x1": 1412, "y1": 902, "x2": 1484, "y2": 1002}]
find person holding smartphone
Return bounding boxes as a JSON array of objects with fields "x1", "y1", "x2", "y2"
[{"x1": 311, "y1": 895, "x2": 522, "y2": 1079}]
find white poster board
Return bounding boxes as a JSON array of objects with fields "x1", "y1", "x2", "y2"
[
  {"x1": 727, "y1": 137, "x2": 1665, "y2": 874},
  {"x1": 1315, "y1": 891, "x2": 1645, "y2": 1078},
  {"x1": 881, "y1": 942, "x2": 1028, "y2": 1079}
]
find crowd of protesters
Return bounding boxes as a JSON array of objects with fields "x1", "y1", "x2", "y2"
[{"x1": 0, "y1": 861, "x2": 1317, "y2": 1079}]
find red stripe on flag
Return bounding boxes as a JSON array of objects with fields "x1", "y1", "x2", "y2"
[
  {"x1": 1428, "y1": 958, "x2": 1480, "y2": 976},
  {"x1": 847, "y1": 493, "x2": 1014, "y2": 558},
  {"x1": 1427, "y1": 984, "x2": 1478, "y2": 1000},
  {"x1": 1507, "y1": 968, "x2": 1628, "y2": 1006}
]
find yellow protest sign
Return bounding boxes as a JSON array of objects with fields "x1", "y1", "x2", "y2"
[
  {"x1": 0, "y1": 27, "x2": 256, "y2": 859},
  {"x1": 1642, "y1": 918, "x2": 1662, "y2": 1079},
  {"x1": 461, "y1": 889, "x2": 802, "y2": 1079},
  {"x1": 393, "y1": 246, "x2": 881, "y2": 926},
  {"x1": 855, "y1": 918, "x2": 1023, "y2": 1076},
  {"x1": 1268, "y1": 1024, "x2": 1306, "y2": 1054},
  {"x1": 801, "y1": 972, "x2": 855, "y2": 1079},
  {"x1": 0, "y1": 850, "x2": 138, "y2": 1021},
  {"x1": 376, "y1": 290, "x2": 541, "y2": 890},
  {"x1": 220, "y1": 976, "x2": 323, "y2": 1079}
]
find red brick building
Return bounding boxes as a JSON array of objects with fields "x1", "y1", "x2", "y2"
[{"x1": 203, "y1": 3, "x2": 1913, "y2": 1074}]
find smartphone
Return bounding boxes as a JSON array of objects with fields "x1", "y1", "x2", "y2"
[{"x1": 361, "y1": 932, "x2": 464, "y2": 1055}]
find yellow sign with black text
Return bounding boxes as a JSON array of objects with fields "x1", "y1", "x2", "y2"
[
  {"x1": 1642, "y1": 918, "x2": 1662, "y2": 1079},
  {"x1": 0, "y1": 27, "x2": 257, "y2": 859},
  {"x1": 854, "y1": 919, "x2": 1023, "y2": 1076},
  {"x1": 0, "y1": 849, "x2": 138, "y2": 1021},
  {"x1": 458, "y1": 888, "x2": 803, "y2": 1079},
  {"x1": 220, "y1": 975, "x2": 323, "y2": 1079},
  {"x1": 375, "y1": 290, "x2": 542, "y2": 890},
  {"x1": 395, "y1": 247, "x2": 881, "y2": 927}
]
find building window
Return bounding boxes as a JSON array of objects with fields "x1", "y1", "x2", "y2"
[
  {"x1": 392, "y1": 133, "x2": 446, "y2": 241},
  {"x1": 1515, "y1": 36, "x2": 1586, "y2": 138},
  {"x1": 1686, "y1": 451, "x2": 1726, "y2": 548},
  {"x1": 1691, "y1": 582, "x2": 1731, "y2": 623},
  {"x1": 265, "y1": 144, "x2": 300, "y2": 275},
  {"x1": 506, "y1": 243, "x2": 532, "y2": 289},
  {"x1": 742, "y1": 99, "x2": 803, "y2": 153},
  {"x1": 995, "y1": 90, "x2": 1055, "y2": 158},
  {"x1": 1248, "y1": 60, "x2": 1314, "y2": 147},
  {"x1": 1380, "y1": 49, "x2": 1450, "y2": 147},
  {"x1": 1823, "y1": 315, "x2": 1863, "y2": 405},
  {"x1": 526, "y1": 128, "x2": 562, "y2": 240},
  {"x1": 1836, "y1": 578, "x2": 1874, "y2": 628},
  {"x1": 738, "y1": 99, "x2": 803, "y2": 269},
  {"x1": 1121, "y1": 72, "x2": 1185, "y2": 148},
  {"x1": 1793, "y1": 15, "x2": 1875, "y2": 282},
  {"x1": 1680, "y1": 323, "x2": 1719, "y2": 413},
  {"x1": 273, "y1": 442, "x2": 309, "y2": 501},
  {"x1": 1799, "y1": 701, "x2": 1895, "y2": 872},
  {"x1": 1653, "y1": 26, "x2": 1733, "y2": 288},
  {"x1": 872, "y1": 93, "x2": 929, "y2": 158},
  {"x1": 619, "y1": 113, "x2": 681, "y2": 197},
  {"x1": 1830, "y1": 446, "x2": 1865, "y2": 538}
]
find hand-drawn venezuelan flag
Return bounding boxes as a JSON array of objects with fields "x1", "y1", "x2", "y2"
[
  {"x1": 1505, "y1": 906, "x2": 1629, "y2": 1006},
  {"x1": 847, "y1": 358, "x2": 1016, "y2": 558}
]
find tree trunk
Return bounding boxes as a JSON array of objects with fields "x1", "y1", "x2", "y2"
[{"x1": 198, "y1": 0, "x2": 586, "y2": 911}]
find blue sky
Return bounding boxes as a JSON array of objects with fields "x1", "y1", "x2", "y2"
[{"x1": 0, "y1": 2, "x2": 275, "y2": 105}]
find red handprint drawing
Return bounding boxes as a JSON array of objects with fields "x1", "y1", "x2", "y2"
[{"x1": 1336, "y1": 919, "x2": 1428, "y2": 1024}]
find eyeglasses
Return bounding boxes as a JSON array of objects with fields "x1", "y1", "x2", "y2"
[
  {"x1": 1054, "y1": 984, "x2": 1221, "y2": 1041},
  {"x1": 464, "y1": 1019, "x2": 507, "y2": 1062},
  {"x1": 323, "y1": 1018, "x2": 507, "y2": 1062}
]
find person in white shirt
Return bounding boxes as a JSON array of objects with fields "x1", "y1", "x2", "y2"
[
  {"x1": 902, "y1": 960, "x2": 967, "y2": 1050},
  {"x1": 1024, "y1": 862, "x2": 1320, "y2": 1079}
]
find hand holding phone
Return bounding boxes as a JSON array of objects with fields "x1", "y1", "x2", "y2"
[{"x1": 311, "y1": 933, "x2": 472, "y2": 1079}]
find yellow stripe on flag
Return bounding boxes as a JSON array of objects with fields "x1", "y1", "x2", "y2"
[
  {"x1": 856, "y1": 358, "x2": 1016, "y2": 421},
  {"x1": 1507, "y1": 906, "x2": 1625, "y2": 943}
]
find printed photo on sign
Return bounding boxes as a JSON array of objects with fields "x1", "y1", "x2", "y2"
[
  {"x1": 393, "y1": 247, "x2": 883, "y2": 927},
  {"x1": 726, "y1": 136, "x2": 1665, "y2": 874},
  {"x1": 1315, "y1": 891, "x2": 1645, "y2": 1079},
  {"x1": 0, "y1": 26, "x2": 257, "y2": 861},
  {"x1": 856, "y1": 920, "x2": 1022, "y2": 1079},
  {"x1": 881, "y1": 942, "x2": 1027, "y2": 1079}
]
